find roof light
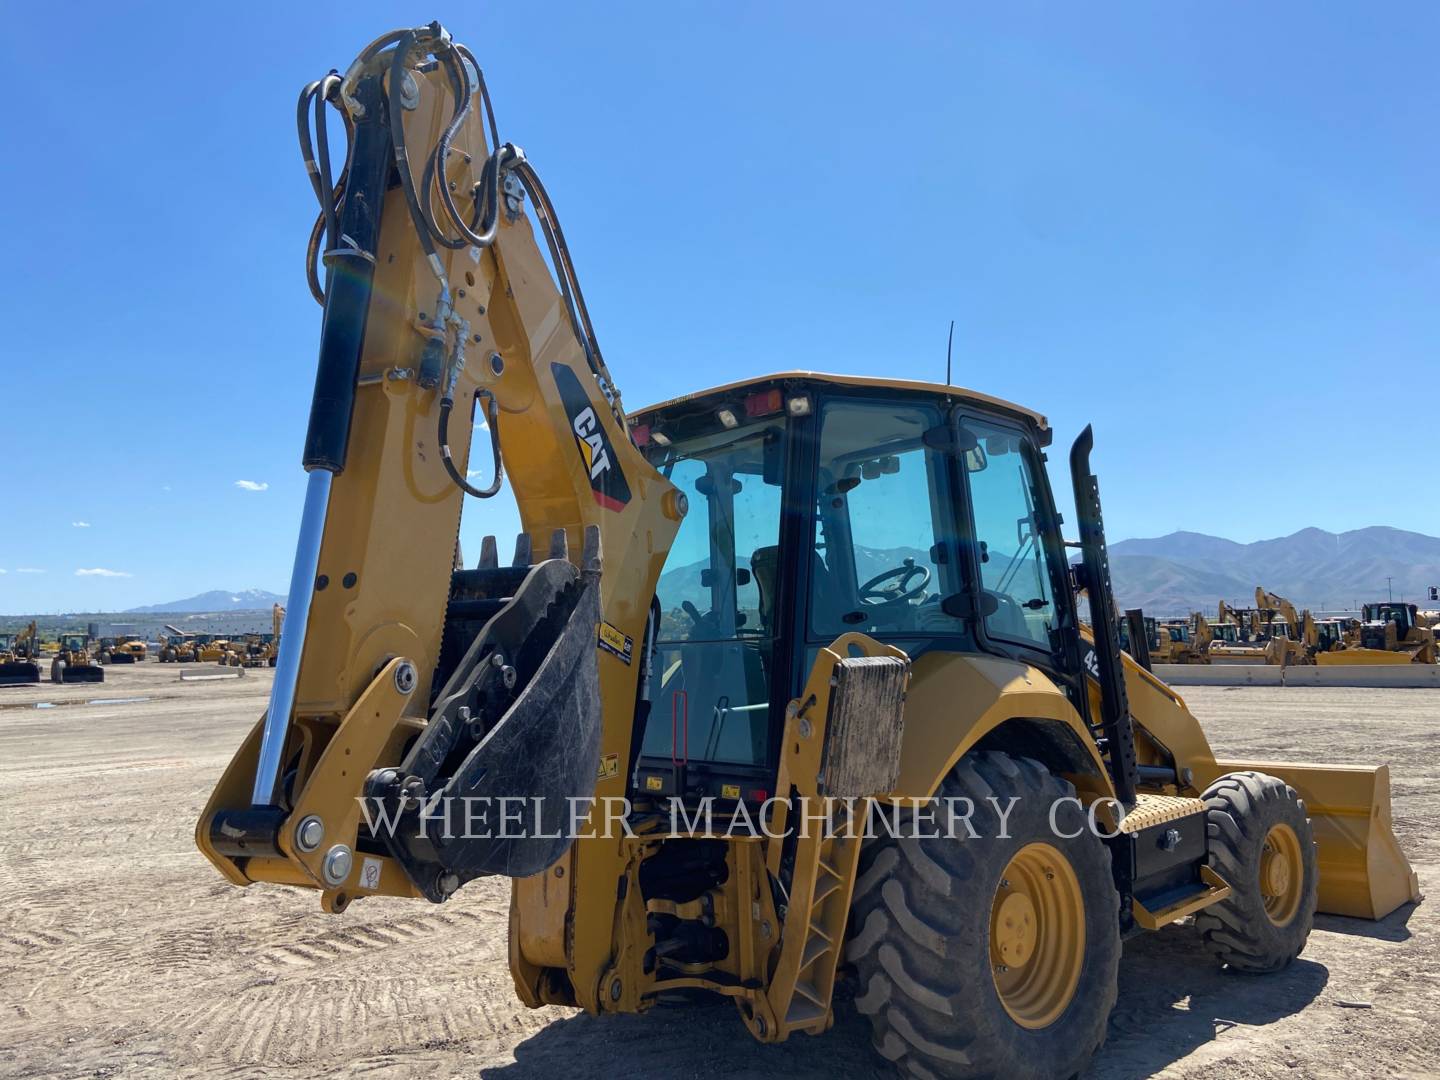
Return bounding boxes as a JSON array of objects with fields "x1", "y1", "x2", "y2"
[
  {"x1": 786, "y1": 394, "x2": 812, "y2": 416},
  {"x1": 650, "y1": 430, "x2": 671, "y2": 447},
  {"x1": 717, "y1": 408, "x2": 739, "y2": 429},
  {"x1": 744, "y1": 389, "x2": 783, "y2": 418}
]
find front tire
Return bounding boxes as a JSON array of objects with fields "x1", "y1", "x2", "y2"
[
  {"x1": 1196, "y1": 771, "x2": 1317, "y2": 972},
  {"x1": 847, "y1": 751, "x2": 1120, "y2": 1080}
]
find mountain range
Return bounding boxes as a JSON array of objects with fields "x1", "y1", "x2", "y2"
[
  {"x1": 1110, "y1": 527, "x2": 1440, "y2": 615},
  {"x1": 126, "y1": 588, "x2": 285, "y2": 613},
  {"x1": 115, "y1": 526, "x2": 1440, "y2": 618}
]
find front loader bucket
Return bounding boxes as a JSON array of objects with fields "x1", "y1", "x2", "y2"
[
  {"x1": 61, "y1": 665, "x2": 105, "y2": 684},
  {"x1": 1213, "y1": 758, "x2": 1420, "y2": 919},
  {"x1": 368, "y1": 547, "x2": 604, "y2": 900},
  {"x1": 0, "y1": 661, "x2": 41, "y2": 686}
]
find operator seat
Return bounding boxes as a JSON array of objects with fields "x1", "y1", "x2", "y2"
[{"x1": 752, "y1": 545, "x2": 845, "y2": 634}]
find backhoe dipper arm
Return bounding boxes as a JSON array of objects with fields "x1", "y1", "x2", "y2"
[{"x1": 197, "y1": 25, "x2": 680, "y2": 915}]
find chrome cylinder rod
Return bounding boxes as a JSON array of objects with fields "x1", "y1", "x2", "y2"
[{"x1": 251, "y1": 468, "x2": 333, "y2": 806}]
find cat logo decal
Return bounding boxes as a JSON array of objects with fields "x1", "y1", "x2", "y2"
[{"x1": 552, "y1": 364, "x2": 632, "y2": 511}]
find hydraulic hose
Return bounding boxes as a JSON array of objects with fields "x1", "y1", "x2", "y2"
[
  {"x1": 298, "y1": 73, "x2": 353, "y2": 304},
  {"x1": 439, "y1": 389, "x2": 503, "y2": 499}
]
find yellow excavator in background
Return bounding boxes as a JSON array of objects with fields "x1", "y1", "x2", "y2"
[
  {"x1": 0, "y1": 622, "x2": 42, "y2": 685},
  {"x1": 1318, "y1": 602, "x2": 1437, "y2": 665},
  {"x1": 194, "y1": 25, "x2": 1419, "y2": 1080},
  {"x1": 1255, "y1": 587, "x2": 1318, "y2": 666},
  {"x1": 52, "y1": 633, "x2": 105, "y2": 683}
]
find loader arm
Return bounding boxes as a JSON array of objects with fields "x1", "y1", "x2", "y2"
[{"x1": 197, "y1": 21, "x2": 679, "y2": 943}]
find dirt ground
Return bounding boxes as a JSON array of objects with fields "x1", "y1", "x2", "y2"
[{"x1": 1, "y1": 664, "x2": 1436, "y2": 1079}]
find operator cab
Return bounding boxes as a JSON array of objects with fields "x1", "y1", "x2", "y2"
[
  {"x1": 1364, "y1": 602, "x2": 1416, "y2": 635},
  {"x1": 1210, "y1": 623, "x2": 1240, "y2": 645},
  {"x1": 629, "y1": 374, "x2": 1076, "y2": 805}
]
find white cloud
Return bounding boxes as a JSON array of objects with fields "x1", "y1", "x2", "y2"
[
  {"x1": 75, "y1": 568, "x2": 132, "y2": 578},
  {"x1": 16, "y1": 568, "x2": 45, "y2": 574},
  {"x1": 235, "y1": 480, "x2": 269, "y2": 492},
  {"x1": 0, "y1": 568, "x2": 6, "y2": 574},
  {"x1": 162, "y1": 485, "x2": 172, "y2": 492},
  {"x1": 72, "y1": 521, "x2": 91, "y2": 528}
]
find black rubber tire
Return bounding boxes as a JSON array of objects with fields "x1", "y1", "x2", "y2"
[
  {"x1": 1196, "y1": 771, "x2": 1317, "y2": 973},
  {"x1": 51, "y1": 659, "x2": 65, "y2": 683},
  {"x1": 846, "y1": 751, "x2": 1121, "y2": 1080}
]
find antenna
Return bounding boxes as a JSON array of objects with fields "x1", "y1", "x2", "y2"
[{"x1": 945, "y1": 320, "x2": 955, "y2": 386}]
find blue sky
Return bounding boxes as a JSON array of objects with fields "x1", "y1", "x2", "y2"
[{"x1": 1, "y1": 2, "x2": 1436, "y2": 612}]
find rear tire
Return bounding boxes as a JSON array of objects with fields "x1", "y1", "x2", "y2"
[
  {"x1": 51, "y1": 659, "x2": 65, "y2": 683},
  {"x1": 1196, "y1": 771, "x2": 1317, "y2": 972},
  {"x1": 847, "y1": 751, "x2": 1120, "y2": 1080}
]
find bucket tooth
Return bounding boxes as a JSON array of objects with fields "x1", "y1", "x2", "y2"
[
  {"x1": 512, "y1": 532, "x2": 532, "y2": 567},
  {"x1": 582, "y1": 524, "x2": 601, "y2": 573},
  {"x1": 549, "y1": 528, "x2": 569, "y2": 560},
  {"x1": 479, "y1": 535, "x2": 499, "y2": 570}
]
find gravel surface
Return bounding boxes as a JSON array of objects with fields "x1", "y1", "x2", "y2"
[{"x1": 0, "y1": 666, "x2": 1434, "y2": 1078}]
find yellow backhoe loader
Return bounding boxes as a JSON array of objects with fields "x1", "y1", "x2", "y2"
[
  {"x1": 0, "y1": 622, "x2": 42, "y2": 685},
  {"x1": 99, "y1": 634, "x2": 148, "y2": 664},
  {"x1": 223, "y1": 607, "x2": 286, "y2": 667},
  {"x1": 1317, "y1": 602, "x2": 1437, "y2": 665},
  {"x1": 196, "y1": 26, "x2": 1420, "y2": 1080},
  {"x1": 51, "y1": 632, "x2": 104, "y2": 683},
  {"x1": 157, "y1": 627, "x2": 199, "y2": 663},
  {"x1": 192, "y1": 635, "x2": 232, "y2": 663}
]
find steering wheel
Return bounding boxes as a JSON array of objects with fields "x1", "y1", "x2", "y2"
[{"x1": 859, "y1": 560, "x2": 931, "y2": 609}]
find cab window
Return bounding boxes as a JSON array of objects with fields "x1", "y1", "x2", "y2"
[
  {"x1": 963, "y1": 418, "x2": 1057, "y2": 649},
  {"x1": 808, "y1": 399, "x2": 969, "y2": 639},
  {"x1": 646, "y1": 419, "x2": 784, "y2": 765}
]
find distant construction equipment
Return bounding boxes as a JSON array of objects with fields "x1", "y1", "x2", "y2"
[
  {"x1": 52, "y1": 633, "x2": 104, "y2": 683},
  {"x1": 158, "y1": 626, "x2": 200, "y2": 663},
  {"x1": 1205, "y1": 589, "x2": 1437, "y2": 666},
  {"x1": 1317, "y1": 602, "x2": 1437, "y2": 665},
  {"x1": 99, "y1": 634, "x2": 147, "y2": 664},
  {"x1": 0, "y1": 622, "x2": 41, "y2": 685}
]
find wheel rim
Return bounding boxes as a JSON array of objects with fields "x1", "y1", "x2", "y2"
[
  {"x1": 989, "y1": 841, "x2": 1085, "y2": 1030},
  {"x1": 1260, "y1": 823, "x2": 1304, "y2": 926}
]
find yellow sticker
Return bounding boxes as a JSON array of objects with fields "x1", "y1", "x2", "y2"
[
  {"x1": 721, "y1": 784, "x2": 740, "y2": 800},
  {"x1": 597, "y1": 621, "x2": 634, "y2": 664},
  {"x1": 597, "y1": 753, "x2": 620, "y2": 780},
  {"x1": 645, "y1": 775, "x2": 664, "y2": 791}
]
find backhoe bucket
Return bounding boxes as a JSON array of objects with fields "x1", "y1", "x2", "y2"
[
  {"x1": 1211, "y1": 759, "x2": 1420, "y2": 919},
  {"x1": 370, "y1": 551, "x2": 604, "y2": 900},
  {"x1": 0, "y1": 661, "x2": 41, "y2": 686}
]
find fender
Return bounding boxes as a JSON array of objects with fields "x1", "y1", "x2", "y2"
[{"x1": 891, "y1": 651, "x2": 1114, "y2": 801}]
